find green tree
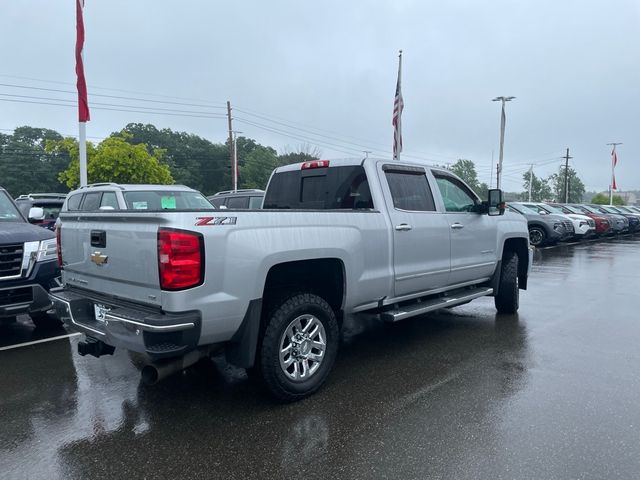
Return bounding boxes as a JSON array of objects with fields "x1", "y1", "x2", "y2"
[
  {"x1": 118, "y1": 123, "x2": 229, "y2": 195},
  {"x1": 0, "y1": 126, "x2": 69, "y2": 196},
  {"x1": 448, "y1": 158, "x2": 488, "y2": 198},
  {"x1": 591, "y1": 192, "x2": 624, "y2": 205},
  {"x1": 548, "y1": 166, "x2": 585, "y2": 203},
  {"x1": 521, "y1": 170, "x2": 552, "y2": 201},
  {"x1": 278, "y1": 144, "x2": 322, "y2": 165},
  {"x1": 50, "y1": 134, "x2": 173, "y2": 189}
]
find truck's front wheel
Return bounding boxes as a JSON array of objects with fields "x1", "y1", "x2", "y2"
[
  {"x1": 494, "y1": 251, "x2": 519, "y2": 314},
  {"x1": 258, "y1": 292, "x2": 339, "y2": 402}
]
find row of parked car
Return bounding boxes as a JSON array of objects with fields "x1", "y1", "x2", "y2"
[{"x1": 506, "y1": 201, "x2": 640, "y2": 246}]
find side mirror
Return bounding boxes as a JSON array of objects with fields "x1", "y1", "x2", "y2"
[
  {"x1": 28, "y1": 206, "x2": 45, "y2": 221},
  {"x1": 487, "y1": 189, "x2": 505, "y2": 216}
]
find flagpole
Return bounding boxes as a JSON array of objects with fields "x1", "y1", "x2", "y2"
[
  {"x1": 76, "y1": 0, "x2": 90, "y2": 187},
  {"x1": 79, "y1": 122, "x2": 87, "y2": 186},
  {"x1": 392, "y1": 50, "x2": 403, "y2": 161}
]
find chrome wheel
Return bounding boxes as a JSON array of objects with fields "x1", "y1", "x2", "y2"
[{"x1": 279, "y1": 314, "x2": 326, "y2": 382}]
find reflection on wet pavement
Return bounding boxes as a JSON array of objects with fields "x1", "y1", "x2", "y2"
[{"x1": 1, "y1": 237, "x2": 639, "y2": 479}]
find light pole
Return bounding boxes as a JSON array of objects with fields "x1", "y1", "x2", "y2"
[{"x1": 492, "y1": 96, "x2": 515, "y2": 190}]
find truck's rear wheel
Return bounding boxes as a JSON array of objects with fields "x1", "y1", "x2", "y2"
[
  {"x1": 494, "y1": 251, "x2": 519, "y2": 314},
  {"x1": 258, "y1": 292, "x2": 339, "y2": 402}
]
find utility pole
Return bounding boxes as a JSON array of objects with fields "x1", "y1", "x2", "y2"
[
  {"x1": 232, "y1": 131, "x2": 242, "y2": 192},
  {"x1": 226, "y1": 101, "x2": 235, "y2": 190},
  {"x1": 492, "y1": 96, "x2": 515, "y2": 189},
  {"x1": 562, "y1": 148, "x2": 572, "y2": 203},
  {"x1": 528, "y1": 164, "x2": 533, "y2": 201},
  {"x1": 607, "y1": 142, "x2": 622, "y2": 206}
]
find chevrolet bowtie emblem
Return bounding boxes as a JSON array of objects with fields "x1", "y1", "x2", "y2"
[{"x1": 91, "y1": 251, "x2": 108, "y2": 266}]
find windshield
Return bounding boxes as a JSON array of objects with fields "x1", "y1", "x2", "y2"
[
  {"x1": 122, "y1": 190, "x2": 214, "y2": 210},
  {"x1": 541, "y1": 204, "x2": 564, "y2": 214},
  {"x1": 579, "y1": 205, "x2": 600, "y2": 214},
  {"x1": 563, "y1": 205, "x2": 582, "y2": 214},
  {"x1": 0, "y1": 191, "x2": 24, "y2": 222},
  {"x1": 509, "y1": 204, "x2": 540, "y2": 215},
  {"x1": 599, "y1": 206, "x2": 619, "y2": 214}
]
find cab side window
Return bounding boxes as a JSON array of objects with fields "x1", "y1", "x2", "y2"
[
  {"x1": 434, "y1": 175, "x2": 477, "y2": 212},
  {"x1": 80, "y1": 192, "x2": 101, "y2": 211},
  {"x1": 384, "y1": 167, "x2": 436, "y2": 212},
  {"x1": 226, "y1": 196, "x2": 250, "y2": 209},
  {"x1": 67, "y1": 194, "x2": 83, "y2": 211},
  {"x1": 100, "y1": 192, "x2": 119, "y2": 210}
]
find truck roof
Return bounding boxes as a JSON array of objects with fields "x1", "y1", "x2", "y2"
[
  {"x1": 68, "y1": 183, "x2": 196, "y2": 194},
  {"x1": 273, "y1": 157, "x2": 441, "y2": 174}
]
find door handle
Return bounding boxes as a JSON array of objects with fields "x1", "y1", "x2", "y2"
[
  {"x1": 450, "y1": 223, "x2": 464, "y2": 230},
  {"x1": 395, "y1": 224, "x2": 413, "y2": 231}
]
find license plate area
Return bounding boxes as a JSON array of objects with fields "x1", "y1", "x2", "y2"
[{"x1": 94, "y1": 303, "x2": 110, "y2": 322}]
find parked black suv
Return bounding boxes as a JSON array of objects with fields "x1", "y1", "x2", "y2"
[
  {"x1": 14, "y1": 193, "x2": 67, "y2": 231},
  {"x1": 0, "y1": 187, "x2": 61, "y2": 328},
  {"x1": 208, "y1": 189, "x2": 264, "y2": 209}
]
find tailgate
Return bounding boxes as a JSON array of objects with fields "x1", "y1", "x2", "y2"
[{"x1": 59, "y1": 214, "x2": 163, "y2": 306}]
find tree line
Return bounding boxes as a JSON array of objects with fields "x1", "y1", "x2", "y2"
[
  {"x1": 0, "y1": 124, "x2": 318, "y2": 197},
  {"x1": 0, "y1": 125, "x2": 616, "y2": 204},
  {"x1": 447, "y1": 158, "x2": 590, "y2": 204}
]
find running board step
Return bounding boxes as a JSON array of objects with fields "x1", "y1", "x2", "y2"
[{"x1": 381, "y1": 287, "x2": 494, "y2": 323}]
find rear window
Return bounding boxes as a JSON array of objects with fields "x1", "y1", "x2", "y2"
[
  {"x1": 36, "y1": 203, "x2": 62, "y2": 219},
  {"x1": 122, "y1": 191, "x2": 213, "y2": 210},
  {"x1": 263, "y1": 166, "x2": 374, "y2": 210}
]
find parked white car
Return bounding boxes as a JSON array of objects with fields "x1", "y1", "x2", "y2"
[{"x1": 519, "y1": 202, "x2": 595, "y2": 238}]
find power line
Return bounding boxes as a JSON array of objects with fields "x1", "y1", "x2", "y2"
[
  {"x1": 0, "y1": 92, "x2": 227, "y2": 116},
  {"x1": 0, "y1": 74, "x2": 227, "y2": 106},
  {"x1": 0, "y1": 98, "x2": 228, "y2": 119}
]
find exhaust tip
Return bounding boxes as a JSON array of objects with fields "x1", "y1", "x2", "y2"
[{"x1": 141, "y1": 365, "x2": 160, "y2": 385}]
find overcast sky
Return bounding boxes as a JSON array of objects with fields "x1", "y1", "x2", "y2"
[{"x1": 2, "y1": 0, "x2": 639, "y2": 192}]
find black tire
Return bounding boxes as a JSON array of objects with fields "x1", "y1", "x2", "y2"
[
  {"x1": 528, "y1": 226, "x2": 546, "y2": 247},
  {"x1": 494, "y1": 251, "x2": 519, "y2": 314},
  {"x1": 257, "y1": 292, "x2": 339, "y2": 402},
  {"x1": 30, "y1": 311, "x2": 63, "y2": 329}
]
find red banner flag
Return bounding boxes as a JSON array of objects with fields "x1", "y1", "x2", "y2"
[{"x1": 75, "y1": 0, "x2": 90, "y2": 122}]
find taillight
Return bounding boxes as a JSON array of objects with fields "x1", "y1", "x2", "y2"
[
  {"x1": 301, "y1": 160, "x2": 330, "y2": 169},
  {"x1": 56, "y1": 226, "x2": 63, "y2": 267},
  {"x1": 158, "y1": 228, "x2": 204, "y2": 290}
]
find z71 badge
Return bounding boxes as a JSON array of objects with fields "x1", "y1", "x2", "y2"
[{"x1": 195, "y1": 216, "x2": 237, "y2": 226}]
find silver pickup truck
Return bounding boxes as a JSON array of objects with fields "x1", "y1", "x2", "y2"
[{"x1": 50, "y1": 159, "x2": 532, "y2": 401}]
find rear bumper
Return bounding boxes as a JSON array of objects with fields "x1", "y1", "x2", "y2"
[{"x1": 49, "y1": 287, "x2": 201, "y2": 360}]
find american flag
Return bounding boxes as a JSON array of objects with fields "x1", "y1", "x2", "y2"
[
  {"x1": 76, "y1": 0, "x2": 90, "y2": 122},
  {"x1": 392, "y1": 51, "x2": 403, "y2": 160}
]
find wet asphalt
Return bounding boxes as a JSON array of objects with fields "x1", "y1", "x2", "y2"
[{"x1": 1, "y1": 237, "x2": 640, "y2": 480}]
